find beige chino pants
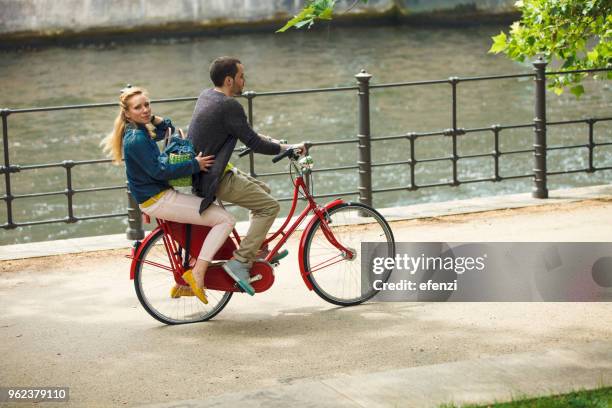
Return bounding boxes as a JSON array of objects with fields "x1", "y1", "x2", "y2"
[{"x1": 216, "y1": 168, "x2": 280, "y2": 264}]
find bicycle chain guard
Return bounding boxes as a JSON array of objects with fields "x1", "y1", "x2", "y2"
[{"x1": 203, "y1": 261, "x2": 275, "y2": 293}]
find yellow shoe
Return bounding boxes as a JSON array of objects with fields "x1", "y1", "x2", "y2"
[
  {"x1": 181, "y1": 270, "x2": 208, "y2": 304},
  {"x1": 170, "y1": 284, "x2": 194, "y2": 298}
]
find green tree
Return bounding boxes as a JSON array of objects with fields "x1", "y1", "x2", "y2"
[{"x1": 489, "y1": 0, "x2": 611, "y2": 97}]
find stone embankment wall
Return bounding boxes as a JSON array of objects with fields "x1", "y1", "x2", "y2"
[{"x1": 0, "y1": 0, "x2": 516, "y2": 43}]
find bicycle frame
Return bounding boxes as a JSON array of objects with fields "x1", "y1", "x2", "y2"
[
  {"x1": 129, "y1": 161, "x2": 352, "y2": 292},
  {"x1": 261, "y1": 173, "x2": 350, "y2": 257}
]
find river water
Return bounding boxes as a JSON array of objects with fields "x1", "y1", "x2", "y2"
[{"x1": 1, "y1": 25, "x2": 610, "y2": 244}]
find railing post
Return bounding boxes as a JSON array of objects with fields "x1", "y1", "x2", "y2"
[
  {"x1": 533, "y1": 57, "x2": 548, "y2": 198},
  {"x1": 356, "y1": 69, "x2": 373, "y2": 207},
  {"x1": 492, "y1": 125, "x2": 502, "y2": 182},
  {"x1": 126, "y1": 182, "x2": 144, "y2": 240},
  {"x1": 587, "y1": 119, "x2": 595, "y2": 173},
  {"x1": 244, "y1": 91, "x2": 257, "y2": 177},
  {"x1": 449, "y1": 76, "x2": 460, "y2": 186},
  {"x1": 62, "y1": 160, "x2": 77, "y2": 223},
  {"x1": 407, "y1": 133, "x2": 417, "y2": 191},
  {"x1": 1, "y1": 108, "x2": 16, "y2": 229}
]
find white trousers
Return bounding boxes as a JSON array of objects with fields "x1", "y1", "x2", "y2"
[{"x1": 140, "y1": 189, "x2": 235, "y2": 262}]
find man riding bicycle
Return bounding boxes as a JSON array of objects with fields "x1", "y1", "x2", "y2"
[{"x1": 188, "y1": 56, "x2": 305, "y2": 295}]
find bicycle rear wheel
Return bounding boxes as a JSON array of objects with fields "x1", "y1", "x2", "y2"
[
  {"x1": 302, "y1": 202, "x2": 395, "y2": 306},
  {"x1": 134, "y1": 229, "x2": 232, "y2": 325}
]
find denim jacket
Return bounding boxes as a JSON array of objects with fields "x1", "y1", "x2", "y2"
[{"x1": 123, "y1": 119, "x2": 199, "y2": 204}]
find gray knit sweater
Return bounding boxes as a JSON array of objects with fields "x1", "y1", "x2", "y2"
[{"x1": 188, "y1": 88, "x2": 281, "y2": 213}]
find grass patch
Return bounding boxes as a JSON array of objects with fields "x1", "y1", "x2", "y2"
[{"x1": 441, "y1": 386, "x2": 612, "y2": 407}]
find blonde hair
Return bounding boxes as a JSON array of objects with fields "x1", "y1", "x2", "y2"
[{"x1": 102, "y1": 86, "x2": 156, "y2": 165}]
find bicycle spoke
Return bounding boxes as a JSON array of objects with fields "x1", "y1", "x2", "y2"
[
  {"x1": 309, "y1": 254, "x2": 345, "y2": 273},
  {"x1": 141, "y1": 259, "x2": 174, "y2": 272}
]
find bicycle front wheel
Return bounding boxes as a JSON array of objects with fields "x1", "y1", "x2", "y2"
[
  {"x1": 134, "y1": 229, "x2": 232, "y2": 325},
  {"x1": 302, "y1": 202, "x2": 395, "y2": 306}
]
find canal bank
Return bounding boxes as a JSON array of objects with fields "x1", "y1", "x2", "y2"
[{"x1": 0, "y1": 0, "x2": 518, "y2": 47}]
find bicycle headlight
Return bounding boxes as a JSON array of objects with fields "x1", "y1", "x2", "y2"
[{"x1": 299, "y1": 155, "x2": 314, "y2": 170}]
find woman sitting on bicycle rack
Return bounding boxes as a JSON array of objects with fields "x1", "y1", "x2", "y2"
[{"x1": 102, "y1": 86, "x2": 235, "y2": 305}]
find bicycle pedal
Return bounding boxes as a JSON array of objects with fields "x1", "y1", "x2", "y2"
[{"x1": 249, "y1": 274, "x2": 263, "y2": 283}]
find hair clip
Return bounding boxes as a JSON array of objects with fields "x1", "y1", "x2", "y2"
[{"x1": 119, "y1": 84, "x2": 133, "y2": 94}]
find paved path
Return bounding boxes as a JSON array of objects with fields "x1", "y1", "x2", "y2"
[
  {"x1": 0, "y1": 186, "x2": 611, "y2": 407},
  {"x1": 139, "y1": 342, "x2": 612, "y2": 408}
]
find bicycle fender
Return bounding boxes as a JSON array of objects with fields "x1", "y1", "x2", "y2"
[
  {"x1": 298, "y1": 199, "x2": 345, "y2": 290},
  {"x1": 129, "y1": 226, "x2": 162, "y2": 280}
]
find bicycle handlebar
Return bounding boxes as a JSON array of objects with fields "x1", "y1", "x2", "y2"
[
  {"x1": 238, "y1": 147, "x2": 252, "y2": 157},
  {"x1": 238, "y1": 141, "x2": 312, "y2": 162},
  {"x1": 272, "y1": 148, "x2": 296, "y2": 163}
]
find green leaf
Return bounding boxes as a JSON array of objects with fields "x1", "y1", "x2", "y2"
[
  {"x1": 570, "y1": 85, "x2": 585, "y2": 98},
  {"x1": 535, "y1": 14, "x2": 543, "y2": 24},
  {"x1": 489, "y1": 31, "x2": 508, "y2": 54},
  {"x1": 295, "y1": 19, "x2": 314, "y2": 28},
  {"x1": 575, "y1": 38, "x2": 587, "y2": 52},
  {"x1": 561, "y1": 54, "x2": 576, "y2": 69},
  {"x1": 510, "y1": 21, "x2": 522, "y2": 34},
  {"x1": 553, "y1": 86, "x2": 565, "y2": 95},
  {"x1": 319, "y1": 7, "x2": 333, "y2": 20},
  {"x1": 587, "y1": 49, "x2": 599, "y2": 62},
  {"x1": 276, "y1": 6, "x2": 316, "y2": 33}
]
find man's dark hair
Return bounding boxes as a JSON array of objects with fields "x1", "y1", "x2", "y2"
[{"x1": 210, "y1": 57, "x2": 241, "y2": 87}]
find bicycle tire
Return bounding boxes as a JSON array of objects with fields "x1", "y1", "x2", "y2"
[
  {"x1": 134, "y1": 228, "x2": 233, "y2": 325},
  {"x1": 302, "y1": 202, "x2": 395, "y2": 306}
]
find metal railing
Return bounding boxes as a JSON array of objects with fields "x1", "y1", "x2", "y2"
[{"x1": 1, "y1": 59, "x2": 611, "y2": 240}]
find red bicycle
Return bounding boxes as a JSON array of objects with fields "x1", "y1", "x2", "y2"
[{"x1": 128, "y1": 144, "x2": 395, "y2": 324}]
